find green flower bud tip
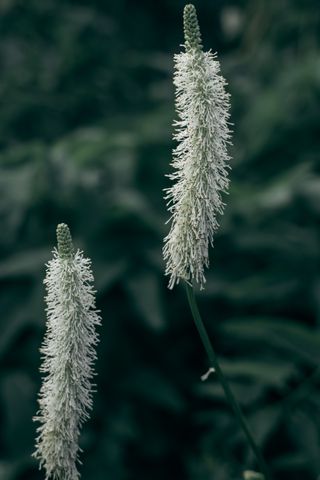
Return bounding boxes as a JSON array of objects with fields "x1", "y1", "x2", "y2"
[
  {"x1": 183, "y1": 4, "x2": 202, "y2": 52},
  {"x1": 56, "y1": 223, "x2": 74, "y2": 259}
]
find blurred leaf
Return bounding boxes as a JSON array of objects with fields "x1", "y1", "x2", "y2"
[
  {"x1": 0, "y1": 249, "x2": 48, "y2": 279},
  {"x1": 243, "y1": 471, "x2": 264, "y2": 480},
  {"x1": 1, "y1": 372, "x2": 36, "y2": 456},
  {"x1": 94, "y1": 259, "x2": 127, "y2": 293},
  {"x1": 248, "y1": 404, "x2": 281, "y2": 447},
  {"x1": 221, "y1": 359, "x2": 296, "y2": 390},
  {"x1": 125, "y1": 271, "x2": 165, "y2": 330},
  {"x1": 222, "y1": 317, "x2": 320, "y2": 365}
]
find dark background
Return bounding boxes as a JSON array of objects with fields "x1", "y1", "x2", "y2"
[{"x1": 1, "y1": 0, "x2": 320, "y2": 479}]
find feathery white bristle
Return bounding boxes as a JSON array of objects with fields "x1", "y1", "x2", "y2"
[
  {"x1": 33, "y1": 248, "x2": 101, "y2": 480},
  {"x1": 163, "y1": 48, "x2": 231, "y2": 289}
]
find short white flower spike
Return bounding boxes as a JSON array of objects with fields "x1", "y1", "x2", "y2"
[
  {"x1": 163, "y1": 4, "x2": 232, "y2": 289},
  {"x1": 33, "y1": 224, "x2": 101, "y2": 480}
]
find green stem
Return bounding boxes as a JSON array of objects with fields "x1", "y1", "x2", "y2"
[{"x1": 185, "y1": 283, "x2": 271, "y2": 480}]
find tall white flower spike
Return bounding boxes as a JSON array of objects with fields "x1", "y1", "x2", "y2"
[
  {"x1": 33, "y1": 224, "x2": 101, "y2": 480},
  {"x1": 163, "y1": 4, "x2": 232, "y2": 289}
]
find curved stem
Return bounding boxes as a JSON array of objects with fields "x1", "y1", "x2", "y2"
[{"x1": 185, "y1": 283, "x2": 271, "y2": 480}]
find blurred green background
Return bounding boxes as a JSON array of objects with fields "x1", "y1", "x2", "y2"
[{"x1": 0, "y1": 0, "x2": 320, "y2": 479}]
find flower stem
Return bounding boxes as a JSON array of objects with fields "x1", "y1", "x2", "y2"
[{"x1": 185, "y1": 283, "x2": 271, "y2": 480}]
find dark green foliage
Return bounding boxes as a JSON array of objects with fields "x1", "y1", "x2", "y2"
[{"x1": 0, "y1": 0, "x2": 320, "y2": 479}]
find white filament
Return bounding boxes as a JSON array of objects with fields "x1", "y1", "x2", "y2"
[
  {"x1": 163, "y1": 48, "x2": 231, "y2": 289},
  {"x1": 33, "y1": 249, "x2": 101, "y2": 480}
]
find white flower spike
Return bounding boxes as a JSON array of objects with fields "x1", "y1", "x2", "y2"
[
  {"x1": 33, "y1": 223, "x2": 101, "y2": 480},
  {"x1": 163, "y1": 4, "x2": 232, "y2": 289}
]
